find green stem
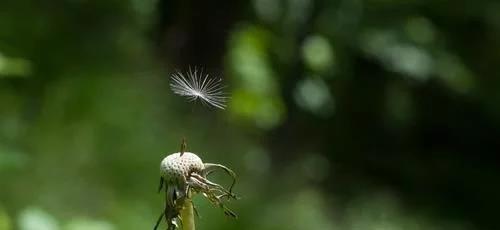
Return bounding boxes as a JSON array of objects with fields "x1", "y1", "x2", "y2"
[{"x1": 180, "y1": 198, "x2": 195, "y2": 230}]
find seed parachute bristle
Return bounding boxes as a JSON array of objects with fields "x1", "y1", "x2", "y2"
[{"x1": 170, "y1": 69, "x2": 228, "y2": 109}]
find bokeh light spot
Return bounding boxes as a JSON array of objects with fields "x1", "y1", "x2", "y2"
[
  {"x1": 294, "y1": 77, "x2": 334, "y2": 116},
  {"x1": 405, "y1": 17, "x2": 436, "y2": 44},
  {"x1": 18, "y1": 207, "x2": 59, "y2": 230},
  {"x1": 302, "y1": 35, "x2": 335, "y2": 73}
]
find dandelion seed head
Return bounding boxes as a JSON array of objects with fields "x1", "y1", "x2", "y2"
[
  {"x1": 158, "y1": 150, "x2": 239, "y2": 228},
  {"x1": 170, "y1": 69, "x2": 228, "y2": 109}
]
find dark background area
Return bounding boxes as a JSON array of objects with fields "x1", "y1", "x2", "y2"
[{"x1": 1, "y1": 0, "x2": 499, "y2": 229}]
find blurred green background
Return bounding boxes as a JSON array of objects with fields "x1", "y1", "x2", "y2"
[{"x1": 1, "y1": 0, "x2": 500, "y2": 229}]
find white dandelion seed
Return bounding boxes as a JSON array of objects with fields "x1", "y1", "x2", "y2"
[{"x1": 170, "y1": 69, "x2": 228, "y2": 109}]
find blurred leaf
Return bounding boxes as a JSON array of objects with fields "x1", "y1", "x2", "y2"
[
  {"x1": 0, "y1": 145, "x2": 28, "y2": 171},
  {"x1": 436, "y1": 52, "x2": 475, "y2": 94},
  {"x1": 0, "y1": 53, "x2": 31, "y2": 77},
  {"x1": 360, "y1": 29, "x2": 433, "y2": 81},
  {"x1": 228, "y1": 25, "x2": 286, "y2": 129}
]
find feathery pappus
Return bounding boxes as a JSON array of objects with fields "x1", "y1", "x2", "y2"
[{"x1": 170, "y1": 69, "x2": 228, "y2": 109}]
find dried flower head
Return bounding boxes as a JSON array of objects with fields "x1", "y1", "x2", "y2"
[
  {"x1": 155, "y1": 143, "x2": 238, "y2": 230},
  {"x1": 170, "y1": 68, "x2": 228, "y2": 109}
]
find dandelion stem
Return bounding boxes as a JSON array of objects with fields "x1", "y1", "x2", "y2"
[{"x1": 180, "y1": 198, "x2": 195, "y2": 230}]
